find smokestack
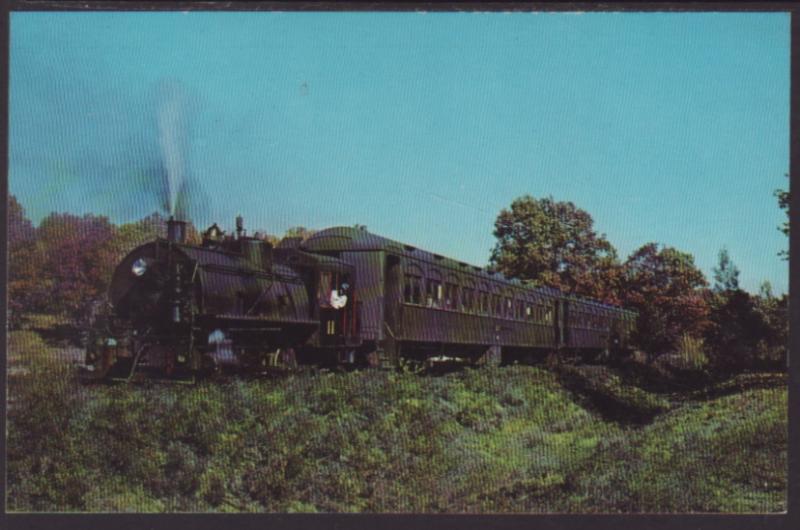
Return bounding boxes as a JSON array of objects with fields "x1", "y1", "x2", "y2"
[{"x1": 167, "y1": 216, "x2": 187, "y2": 243}]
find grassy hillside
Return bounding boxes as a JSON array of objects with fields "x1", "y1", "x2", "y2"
[{"x1": 6, "y1": 330, "x2": 787, "y2": 513}]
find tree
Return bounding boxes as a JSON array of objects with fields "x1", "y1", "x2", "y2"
[
  {"x1": 35, "y1": 213, "x2": 118, "y2": 324},
  {"x1": 703, "y1": 289, "x2": 772, "y2": 373},
  {"x1": 8, "y1": 195, "x2": 35, "y2": 247},
  {"x1": 113, "y1": 212, "x2": 167, "y2": 259},
  {"x1": 753, "y1": 288, "x2": 788, "y2": 371},
  {"x1": 7, "y1": 196, "x2": 48, "y2": 328},
  {"x1": 712, "y1": 247, "x2": 740, "y2": 292},
  {"x1": 490, "y1": 195, "x2": 622, "y2": 304},
  {"x1": 775, "y1": 174, "x2": 789, "y2": 260},
  {"x1": 622, "y1": 243, "x2": 709, "y2": 357},
  {"x1": 283, "y1": 226, "x2": 316, "y2": 241}
]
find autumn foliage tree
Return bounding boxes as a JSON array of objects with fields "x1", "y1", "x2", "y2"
[
  {"x1": 283, "y1": 226, "x2": 316, "y2": 242},
  {"x1": 7, "y1": 196, "x2": 49, "y2": 328},
  {"x1": 113, "y1": 212, "x2": 167, "y2": 258},
  {"x1": 6, "y1": 199, "x2": 210, "y2": 329},
  {"x1": 35, "y1": 212, "x2": 118, "y2": 325},
  {"x1": 490, "y1": 195, "x2": 623, "y2": 304},
  {"x1": 621, "y1": 243, "x2": 709, "y2": 358}
]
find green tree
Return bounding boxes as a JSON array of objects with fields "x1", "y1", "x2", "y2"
[
  {"x1": 774, "y1": 174, "x2": 789, "y2": 260},
  {"x1": 703, "y1": 289, "x2": 772, "y2": 373},
  {"x1": 490, "y1": 195, "x2": 622, "y2": 303},
  {"x1": 753, "y1": 287, "x2": 788, "y2": 371},
  {"x1": 622, "y1": 243, "x2": 709, "y2": 357},
  {"x1": 712, "y1": 247, "x2": 740, "y2": 292}
]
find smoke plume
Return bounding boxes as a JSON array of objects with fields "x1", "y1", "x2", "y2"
[{"x1": 157, "y1": 79, "x2": 189, "y2": 218}]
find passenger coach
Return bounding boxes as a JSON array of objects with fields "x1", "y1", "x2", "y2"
[{"x1": 295, "y1": 226, "x2": 636, "y2": 367}]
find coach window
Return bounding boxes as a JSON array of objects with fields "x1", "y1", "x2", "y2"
[
  {"x1": 505, "y1": 294, "x2": 513, "y2": 319},
  {"x1": 543, "y1": 301, "x2": 554, "y2": 324},
  {"x1": 478, "y1": 283, "x2": 490, "y2": 315},
  {"x1": 492, "y1": 291, "x2": 502, "y2": 317},
  {"x1": 403, "y1": 264, "x2": 424, "y2": 305},
  {"x1": 444, "y1": 275, "x2": 459, "y2": 311},
  {"x1": 462, "y1": 279, "x2": 476, "y2": 313},
  {"x1": 426, "y1": 269, "x2": 443, "y2": 308}
]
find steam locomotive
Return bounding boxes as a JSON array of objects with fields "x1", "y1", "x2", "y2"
[{"x1": 83, "y1": 216, "x2": 637, "y2": 379}]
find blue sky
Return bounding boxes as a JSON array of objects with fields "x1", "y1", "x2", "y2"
[{"x1": 9, "y1": 11, "x2": 790, "y2": 294}]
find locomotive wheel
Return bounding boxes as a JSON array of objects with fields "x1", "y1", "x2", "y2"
[
  {"x1": 259, "y1": 348, "x2": 298, "y2": 373},
  {"x1": 105, "y1": 357, "x2": 135, "y2": 379},
  {"x1": 280, "y1": 347, "x2": 298, "y2": 369},
  {"x1": 200, "y1": 354, "x2": 221, "y2": 376},
  {"x1": 365, "y1": 351, "x2": 380, "y2": 368}
]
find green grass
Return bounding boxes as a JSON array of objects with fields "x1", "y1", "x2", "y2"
[
  {"x1": 5, "y1": 330, "x2": 787, "y2": 513},
  {"x1": 554, "y1": 364, "x2": 672, "y2": 423},
  {"x1": 589, "y1": 387, "x2": 787, "y2": 512}
]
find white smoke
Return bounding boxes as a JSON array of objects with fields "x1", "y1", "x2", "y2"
[{"x1": 157, "y1": 80, "x2": 189, "y2": 217}]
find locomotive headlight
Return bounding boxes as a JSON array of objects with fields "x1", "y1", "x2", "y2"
[{"x1": 131, "y1": 258, "x2": 148, "y2": 277}]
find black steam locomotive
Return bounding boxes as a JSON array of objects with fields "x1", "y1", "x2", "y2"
[{"x1": 83, "y1": 217, "x2": 637, "y2": 379}]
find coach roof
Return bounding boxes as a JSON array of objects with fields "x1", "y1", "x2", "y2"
[
  {"x1": 303, "y1": 226, "x2": 564, "y2": 296},
  {"x1": 303, "y1": 226, "x2": 634, "y2": 314}
]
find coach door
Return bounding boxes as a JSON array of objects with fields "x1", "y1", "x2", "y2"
[{"x1": 318, "y1": 270, "x2": 356, "y2": 346}]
